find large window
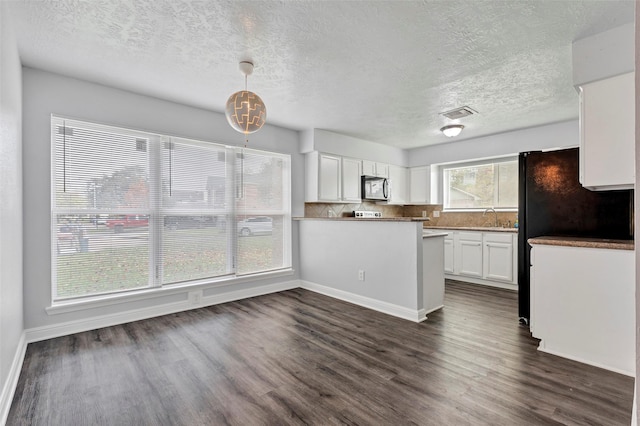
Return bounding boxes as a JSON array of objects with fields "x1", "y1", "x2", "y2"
[
  {"x1": 442, "y1": 158, "x2": 518, "y2": 210},
  {"x1": 52, "y1": 117, "x2": 291, "y2": 301}
]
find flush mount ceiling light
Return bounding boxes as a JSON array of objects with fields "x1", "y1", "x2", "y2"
[
  {"x1": 225, "y1": 61, "x2": 267, "y2": 138},
  {"x1": 440, "y1": 124, "x2": 464, "y2": 137}
]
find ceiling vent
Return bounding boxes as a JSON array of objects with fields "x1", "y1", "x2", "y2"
[{"x1": 440, "y1": 106, "x2": 477, "y2": 120}]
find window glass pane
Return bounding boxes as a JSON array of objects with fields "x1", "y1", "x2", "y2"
[
  {"x1": 54, "y1": 214, "x2": 149, "y2": 299},
  {"x1": 237, "y1": 150, "x2": 286, "y2": 211},
  {"x1": 51, "y1": 117, "x2": 293, "y2": 302},
  {"x1": 54, "y1": 122, "x2": 149, "y2": 210},
  {"x1": 236, "y1": 149, "x2": 290, "y2": 275},
  {"x1": 160, "y1": 139, "x2": 230, "y2": 284},
  {"x1": 496, "y1": 161, "x2": 519, "y2": 208},
  {"x1": 52, "y1": 118, "x2": 152, "y2": 300},
  {"x1": 445, "y1": 164, "x2": 495, "y2": 209},
  {"x1": 444, "y1": 159, "x2": 517, "y2": 209},
  {"x1": 162, "y1": 214, "x2": 228, "y2": 283}
]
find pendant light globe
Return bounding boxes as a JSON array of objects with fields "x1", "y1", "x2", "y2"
[{"x1": 225, "y1": 61, "x2": 267, "y2": 135}]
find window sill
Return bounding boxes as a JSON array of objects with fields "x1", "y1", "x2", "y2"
[{"x1": 46, "y1": 268, "x2": 295, "y2": 315}]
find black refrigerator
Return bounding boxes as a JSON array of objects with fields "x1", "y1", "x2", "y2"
[{"x1": 517, "y1": 148, "x2": 633, "y2": 324}]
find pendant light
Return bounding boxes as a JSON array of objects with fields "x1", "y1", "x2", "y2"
[{"x1": 225, "y1": 61, "x2": 267, "y2": 141}]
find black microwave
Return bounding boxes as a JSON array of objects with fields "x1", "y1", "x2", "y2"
[{"x1": 361, "y1": 176, "x2": 388, "y2": 201}]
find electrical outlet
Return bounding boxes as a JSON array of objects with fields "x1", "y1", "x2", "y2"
[
  {"x1": 433, "y1": 210, "x2": 440, "y2": 218},
  {"x1": 358, "y1": 270, "x2": 365, "y2": 281}
]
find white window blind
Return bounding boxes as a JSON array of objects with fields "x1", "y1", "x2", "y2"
[
  {"x1": 51, "y1": 116, "x2": 292, "y2": 302},
  {"x1": 52, "y1": 118, "x2": 154, "y2": 300},
  {"x1": 236, "y1": 149, "x2": 291, "y2": 275},
  {"x1": 160, "y1": 137, "x2": 232, "y2": 284}
]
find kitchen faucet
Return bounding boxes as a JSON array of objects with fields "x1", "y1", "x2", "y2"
[{"x1": 483, "y1": 208, "x2": 498, "y2": 227}]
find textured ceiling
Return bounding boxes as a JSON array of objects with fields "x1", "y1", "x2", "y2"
[{"x1": 5, "y1": 0, "x2": 635, "y2": 149}]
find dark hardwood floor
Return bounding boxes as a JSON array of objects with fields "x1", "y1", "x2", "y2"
[{"x1": 8, "y1": 280, "x2": 634, "y2": 425}]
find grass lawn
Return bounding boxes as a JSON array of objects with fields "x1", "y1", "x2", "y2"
[{"x1": 56, "y1": 228, "x2": 279, "y2": 299}]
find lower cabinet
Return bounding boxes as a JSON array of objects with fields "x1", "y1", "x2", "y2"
[
  {"x1": 457, "y1": 232, "x2": 483, "y2": 278},
  {"x1": 483, "y1": 233, "x2": 514, "y2": 282},
  {"x1": 443, "y1": 236, "x2": 454, "y2": 274},
  {"x1": 529, "y1": 243, "x2": 634, "y2": 375},
  {"x1": 441, "y1": 229, "x2": 517, "y2": 288}
]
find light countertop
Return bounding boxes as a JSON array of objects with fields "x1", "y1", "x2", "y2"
[
  {"x1": 422, "y1": 231, "x2": 449, "y2": 238},
  {"x1": 528, "y1": 236, "x2": 634, "y2": 250},
  {"x1": 423, "y1": 225, "x2": 518, "y2": 233},
  {"x1": 293, "y1": 217, "x2": 430, "y2": 222}
]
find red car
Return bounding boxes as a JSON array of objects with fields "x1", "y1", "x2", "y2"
[{"x1": 105, "y1": 215, "x2": 149, "y2": 233}]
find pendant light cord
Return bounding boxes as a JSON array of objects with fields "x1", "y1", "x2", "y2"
[{"x1": 244, "y1": 74, "x2": 249, "y2": 147}]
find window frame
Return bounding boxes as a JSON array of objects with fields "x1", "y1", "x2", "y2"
[
  {"x1": 50, "y1": 115, "x2": 292, "y2": 304},
  {"x1": 440, "y1": 156, "x2": 518, "y2": 212}
]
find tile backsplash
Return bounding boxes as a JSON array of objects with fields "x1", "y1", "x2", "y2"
[
  {"x1": 403, "y1": 205, "x2": 518, "y2": 228},
  {"x1": 305, "y1": 202, "x2": 519, "y2": 228},
  {"x1": 305, "y1": 202, "x2": 404, "y2": 218}
]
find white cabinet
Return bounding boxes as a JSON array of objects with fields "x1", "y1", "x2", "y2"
[
  {"x1": 482, "y1": 232, "x2": 514, "y2": 282},
  {"x1": 409, "y1": 166, "x2": 431, "y2": 204},
  {"x1": 439, "y1": 229, "x2": 517, "y2": 289},
  {"x1": 456, "y1": 232, "x2": 483, "y2": 278},
  {"x1": 341, "y1": 157, "x2": 362, "y2": 202},
  {"x1": 362, "y1": 160, "x2": 389, "y2": 178},
  {"x1": 387, "y1": 165, "x2": 408, "y2": 205},
  {"x1": 318, "y1": 153, "x2": 341, "y2": 201},
  {"x1": 579, "y1": 72, "x2": 634, "y2": 191},
  {"x1": 530, "y1": 243, "x2": 634, "y2": 375},
  {"x1": 305, "y1": 152, "x2": 361, "y2": 202},
  {"x1": 443, "y1": 234, "x2": 454, "y2": 274}
]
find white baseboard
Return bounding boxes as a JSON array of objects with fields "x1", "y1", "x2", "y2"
[
  {"x1": 25, "y1": 280, "x2": 300, "y2": 344},
  {"x1": 200, "y1": 280, "x2": 299, "y2": 307},
  {"x1": 445, "y1": 274, "x2": 517, "y2": 291},
  {"x1": 300, "y1": 280, "x2": 425, "y2": 323},
  {"x1": 0, "y1": 331, "x2": 27, "y2": 426},
  {"x1": 538, "y1": 340, "x2": 634, "y2": 377},
  {"x1": 425, "y1": 304, "x2": 444, "y2": 316}
]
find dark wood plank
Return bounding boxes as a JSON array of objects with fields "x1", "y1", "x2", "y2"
[{"x1": 7, "y1": 280, "x2": 634, "y2": 425}]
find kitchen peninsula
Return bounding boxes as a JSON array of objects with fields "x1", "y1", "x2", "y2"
[{"x1": 297, "y1": 217, "x2": 446, "y2": 322}]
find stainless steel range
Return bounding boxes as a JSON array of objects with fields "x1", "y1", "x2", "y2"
[{"x1": 353, "y1": 210, "x2": 382, "y2": 218}]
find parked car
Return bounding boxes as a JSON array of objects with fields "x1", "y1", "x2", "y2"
[
  {"x1": 237, "y1": 216, "x2": 272, "y2": 236},
  {"x1": 105, "y1": 215, "x2": 149, "y2": 233}
]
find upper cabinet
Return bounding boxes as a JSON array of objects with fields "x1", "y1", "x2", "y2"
[
  {"x1": 305, "y1": 152, "x2": 361, "y2": 203},
  {"x1": 579, "y1": 72, "x2": 635, "y2": 191},
  {"x1": 341, "y1": 157, "x2": 363, "y2": 202},
  {"x1": 387, "y1": 165, "x2": 407, "y2": 205},
  {"x1": 409, "y1": 166, "x2": 431, "y2": 204},
  {"x1": 362, "y1": 160, "x2": 389, "y2": 178}
]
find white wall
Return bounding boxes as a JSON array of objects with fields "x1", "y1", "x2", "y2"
[
  {"x1": 299, "y1": 120, "x2": 578, "y2": 173},
  {"x1": 299, "y1": 220, "x2": 422, "y2": 311},
  {"x1": 0, "y1": 2, "x2": 24, "y2": 421},
  {"x1": 573, "y1": 23, "x2": 635, "y2": 87},
  {"x1": 407, "y1": 120, "x2": 578, "y2": 167},
  {"x1": 22, "y1": 68, "x2": 304, "y2": 330},
  {"x1": 301, "y1": 128, "x2": 408, "y2": 166}
]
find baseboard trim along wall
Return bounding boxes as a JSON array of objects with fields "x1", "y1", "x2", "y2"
[
  {"x1": 444, "y1": 274, "x2": 517, "y2": 291},
  {"x1": 300, "y1": 280, "x2": 426, "y2": 323},
  {"x1": 0, "y1": 331, "x2": 27, "y2": 426},
  {"x1": 538, "y1": 341, "x2": 634, "y2": 377},
  {"x1": 25, "y1": 280, "x2": 300, "y2": 344}
]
